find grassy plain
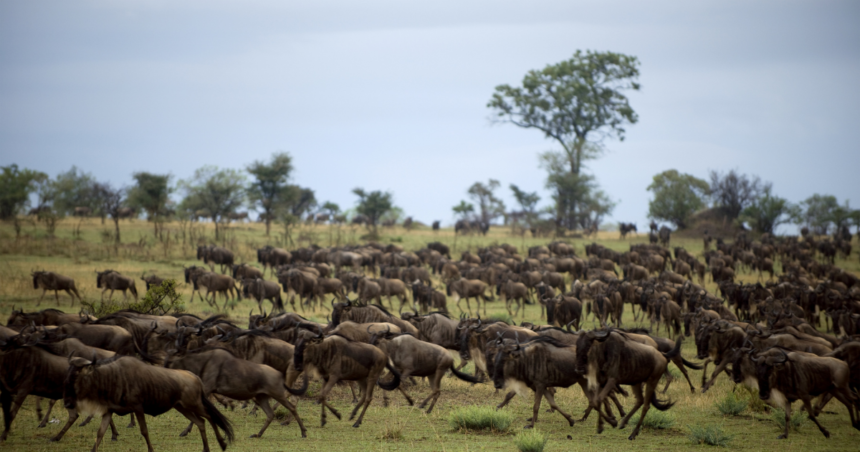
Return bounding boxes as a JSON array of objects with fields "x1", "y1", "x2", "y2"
[{"x1": 0, "y1": 218, "x2": 858, "y2": 451}]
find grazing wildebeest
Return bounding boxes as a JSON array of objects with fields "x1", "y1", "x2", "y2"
[
  {"x1": 96, "y1": 270, "x2": 139, "y2": 302},
  {"x1": 64, "y1": 355, "x2": 234, "y2": 452},
  {"x1": 542, "y1": 295, "x2": 583, "y2": 331},
  {"x1": 575, "y1": 329, "x2": 678, "y2": 440},
  {"x1": 164, "y1": 347, "x2": 307, "y2": 439},
  {"x1": 447, "y1": 278, "x2": 492, "y2": 316},
  {"x1": 288, "y1": 331, "x2": 402, "y2": 428},
  {"x1": 370, "y1": 329, "x2": 479, "y2": 413},
  {"x1": 32, "y1": 271, "x2": 82, "y2": 306},
  {"x1": 242, "y1": 278, "x2": 285, "y2": 314},
  {"x1": 140, "y1": 273, "x2": 165, "y2": 291},
  {"x1": 197, "y1": 273, "x2": 239, "y2": 310}
]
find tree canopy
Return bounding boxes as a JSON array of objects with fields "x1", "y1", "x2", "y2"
[
  {"x1": 709, "y1": 169, "x2": 767, "y2": 219},
  {"x1": 127, "y1": 172, "x2": 172, "y2": 232},
  {"x1": 246, "y1": 152, "x2": 295, "y2": 235},
  {"x1": 647, "y1": 169, "x2": 709, "y2": 229},
  {"x1": 51, "y1": 166, "x2": 97, "y2": 216},
  {"x1": 352, "y1": 188, "x2": 393, "y2": 235},
  {"x1": 740, "y1": 187, "x2": 798, "y2": 234},
  {"x1": 0, "y1": 164, "x2": 47, "y2": 220},
  {"x1": 179, "y1": 166, "x2": 246, "y2": 239},
  {"x1": 467, "y1": 179, "x2": 505, "y2": 226},
  {"x1": 488, "y1": 50, "x2": 638, "y2": 234}
]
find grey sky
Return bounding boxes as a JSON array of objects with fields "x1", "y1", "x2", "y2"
[{"x1": 2, "y1": 1, "x2": 858, "y2": 230}]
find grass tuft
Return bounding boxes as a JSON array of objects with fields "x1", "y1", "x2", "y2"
[
  {"x1": 630, "y1": 410, "x2": 675, "y2": 429},
  {"x1": 715, "y1": 391, "x2": 748, "y2": 416},
  {"x1": 770, "y1": 408, "x2": 806, "y2": 431},
  {"x1": 687, "y1": 424, "x2": 734, "y2": 447},
  {"x1": 448, "y1": 406, "x2": 512, "y2": 433},
  {"x1": 514, "y1": 429, "x2": 548, "y2": 452}
]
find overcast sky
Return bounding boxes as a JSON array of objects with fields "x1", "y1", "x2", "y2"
[{"x1": 1, "y1": 0, "x2": 858, "y2": 230}]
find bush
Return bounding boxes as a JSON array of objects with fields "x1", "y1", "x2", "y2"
[
  {"x1": 687, "y1": 424, "x2": 734, "y2": 447},
  {"x1": 448, "y1": 406, "x2": 512, "y2": 433},
  {"x1": 715, "y1": 392, "x2": 748, "y2": 416},
  {"x1": 770, "y1": 408, "x2": 806, "y2": 431},
  {"x1": 629, "y1": 410, "x2": 675, "y2": 429},
  {"x1": 514, "y1": 429, "x2": 548, "y2": 452},
  {"x1": 81, "y1": 279, "x2": 185, "y2": 317}
]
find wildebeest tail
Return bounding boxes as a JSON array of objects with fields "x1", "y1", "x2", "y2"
[
  {"x1": 663, "y1": 337, "x2": 682, "y2": 360},
  {"x1": 274, "y1": 295, "x2": 285, "y2": 313},
  {"x1": 650, "y1": 392, "x2": 675, "y2": 411},
  {"x1": 681, "y1": 356, "x2": 703, "y2": 370},
  {"x1": 450, "y1": 364, "x2": 480, "y2": 384},
  {"x1": 284, "y1": 374, "x2": 308, "y2": 396},
  {"x1": 201, "y1": 393, "x2": 234, "y2": 445},
  {"x1": 378, "y1": 363, "x2": 402, "y2": 391},
  {"x1": 130, "y1": 283, "x2": 138, "y2": 298},
  {"x1": 1, "y1": 390, "x2": 12, "y2": 432}
]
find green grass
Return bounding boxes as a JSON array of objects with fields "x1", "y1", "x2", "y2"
[
  {"x1": 687, "y1": 424, "x2": 735, "y2": 447},
  {"x1": 630, "y1": 410, "x2": 676, "y2": 429},
  {"x1": 1, "y1": 218, "x2": 859, "y2": 451},
  {"x1": 770, "y1": 407, "x2": 807, "y2": 431},
  {"x1": 715, "y1": 391, "x2": 748, "y2": 416},
  {"x1": 514, "y1": 429, "x2": 548, "y2": 452},
  {"x1": 448, "y1": 406, "x2": 512, "y2": 432}
]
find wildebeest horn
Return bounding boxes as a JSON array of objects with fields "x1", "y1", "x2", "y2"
[
  {"x1": 366, "y1": 325, "x2": 374, "y2": 334},
  {"x1": 514, "y1": 332, "x2": 520, "y2": 350},
  {"x1": 565, "y1": 320, "x2": 576, "y2": 332},
  {"x1": 249, "y1": 309, "x2": 253, "y2": 318}
]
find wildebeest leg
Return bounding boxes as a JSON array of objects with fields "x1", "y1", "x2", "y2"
[
  {"x1": 671, "y1": 356, "x2": 696, "y2": 393},
  {"x1": 55, "y1": 290, "x2": 61, "y2": 306},
  {"x1": 800, "y1": 397, "x2": 830, "y2": 438},
  {"x1": 272, "y1": 393, "x2": 307, "y2": 437},
  {"x1": 179, "y1": 420, "x2": 194, "y2": 437},
  {"x1": 627, "y1": 383, "x2": 657, "y2": 440},
  {"x1": 36, "y1": 288, "x2": 47, "y2": 306},
  {"x1": 108, "y1": 417, "x2": 119, "y2": 441},
  {"x1": 350, "y1": 379, "x2": 375, "y2": 428},
  {"x1": 701, "y1": 357, "x2": 730, "y2": 393},
  {"x1": 349, "y1": 378, "x2": 370, "y2": 420},
  {"x1": 250, "y1": 396, "x2": 274, "y2": 438},
  {"x1": 49, "y1": 408, "x2": 79, "y2": 442},
  {"x1": 317, "y1": 378, "x2": 340, "y2": 427},
  {"x1": 0, "y1": 390, "x2": 29, "y2": 441},
  {"x1": 419, "y1": 369, "x2": 444, "y2": 413},
  {"x1": 525, "y1": 386, "x2": 545, "y2": 429},
  {"x1": 496, "y1": 391, "x2": 517, "y2": 410},
  {"x1": 79, "y1": 414, "x2": 94, "y2": 426},
  {"x1": 133, "y1": 412, "x2": 155, "y2": 452},
  {"x1": 37, "y1": 399, "x2": 57, "y2": 428},
  {"x1": 831, "y1": 389, "x2": 860, "y2": 429},
  {"x1": 618, "y1": 384, "x2": 644, "y2": 430},
  {"x1": 699, "y1": 358, "x2": 712, "y2": 388},
  {"x1": 126, "y1": 413, "x2": 136, "y2": 428},
  {"x1": 91, "y1": 413, "x2": 113, "y2": 452},
  {"x1": 543, "y1": 387, "x2": 575, "y2": 426}
]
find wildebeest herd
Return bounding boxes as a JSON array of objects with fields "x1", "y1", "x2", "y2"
[{"x1": 4, "y1": 230, "x2": 860, "y2": 450}]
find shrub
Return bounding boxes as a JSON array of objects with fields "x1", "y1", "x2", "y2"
[
  {"x1": 715, "y1": 392, "x2": 748, "y2": 416},
  {"x1": 687, "y1": 424, "x2": 734, "y2": 447},
  {"x1": 770, "y1": 408, "x2": 806, "y2": 431},
  {"x1": 448, "y1": 406, "x2": 512, "y2": 433},
  {"x1": 379, "y1": 423, "x2": 403, "y2": 441},
  {"x1": 81, "y1": 279, "x2": 185, "y2": 317},
  {"x1": 629, "y1": 410, "x2": 675, "y2": 429},
  {"x1": 514, "y1": 429, "x2": 548, "y2": 452}
]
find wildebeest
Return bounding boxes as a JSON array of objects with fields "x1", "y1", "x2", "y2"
[
  {"x1": 446, "y1": 278, "x2": 492, "y2": 316},
  {"x1": 164, "y1": 347, "x2": 307, "y2": 438},
  {"x1": 242, "y1": 278, "x2": 285, "y2": 314},
  {"x1": 575, "y1": 329, "x2": 678, "y2": 440},
  {"x1": 288, "y1": 331, "x2": 401, "y2": 428},
  {"x1": 431, "y1": 220, "x2": 440, "y2": 231},
  {"x1": 56, "y1": 322, "x2": 136, "y2": 355},
  {"x1": 96, "y1": 270, "x2": 139, "y2": 301},
  {"x1": 330, "y1": 300, "x2": 418, "y2": 336},
  {"x1": 6, "y1": 308, "x2": 86, "y2": 330},
  {"x1": 497, "y1": 279, "x2": 530, "y2": 318},
  {"x1": 64, "y1": 355, "x2": 234, "y2": 452},
  {"x1": 257, "y1": 246, "x2": 291, "y2": 276},
  {"x1": 370, "y1": 329, "x2": 479, "y2": 413},
  {"x1": 232, "y1": 263, "x2": 263, "y2": 281},
  {"x1": 542, "y1": 295, "x2": 583, "y2": 331},
  {"x1": 140, "y1": 273, "x2": 166, "y2": 291},
  {"x1": 658, "y1": 226, "x2": 671, "y2": 247},
  {"x1": 197, "y1": 245, "x2": 235, "y2": 274},
  {"x1": 197, "y1": 273, "x2": 239, "y2": 309},
  {"x1": 619, "y1": 222, "x2": 637, "y2": 239},
  {"x1": 411, "y1": 282, "x2": 447, "y2": 314},
  {"x1": 74, "y1": 206, "x2": 92, "y2": 217},
  {"x1": 744, "y1": 348, "x2": 860, "y2": 439},
  {"x1": 32, "y1": 271, "x2": 82, "y2": 307}
]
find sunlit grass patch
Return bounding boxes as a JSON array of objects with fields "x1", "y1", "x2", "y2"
[
  {"x1": 715, "y1": 391, "x2": 748, "y2": 416},
  {"x1": 448, "y1": 406, "x2": 512, "y2": 433},
  {"x1": 630, "y1": 410, "x2": 676, "y2": 429},
  {"x1": 514, "y1": 429, "x2": 548, "y2": 452},
  {"x1": 687, "y1": 424, "x2": 734, "y2": 447}
]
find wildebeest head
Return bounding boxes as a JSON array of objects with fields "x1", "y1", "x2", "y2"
[
  {"x1": 63, "y1": 354, "x2": 99, "y2": 409},
  {"x1": 330, "y1": 298, "x2": 353, "y2": 326},
  {"x1": 753, "y1": 348, "x2": 788, "y2": 400},
  {"x1": 543, "y1": 296, "x2": 557, "y2": 325},
  {"x1": 95, "y1": 270, "x2": 114, "y2": 289},
  {"x1": 292, "y1": 330, "x2": 323, "y2": 373},
  {"x1": 574, "y1": 329, "x2": 609, "y2": 374},
  {"x1": 492, "y1": 336, "x2": 521, "y2": 390}
]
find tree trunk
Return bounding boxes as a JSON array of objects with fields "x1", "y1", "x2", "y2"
[
  {"x1": 265, "y1": 209, "x2": 271, "y2": 236},
  {"x1": 113, "y1": 217, "x2": 121, "y2": 243},
  {"x1": 212, "y1": 215, "x2": 219, "y2": 240}
]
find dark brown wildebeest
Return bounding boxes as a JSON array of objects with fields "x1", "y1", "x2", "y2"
[
  {"x1": 353, "y1": 276, "x2": 383, "y2": 306},
  {"x1": 257, "y1": 246, "x2": 291, "y2": 277},
  {"x1": 0, "y1": 335, "x2": 121, "y2": 443},
  {"x1": 401, "y1": 311, "x2": 461, "y2": 350},
  {"x1": 288, "y1": 331, "x2": 401, "y2": 428},
  {"x1": 57, "y1": 322, "x2": 135, "y2": 355},
  {"x1": 575, "y1": 330, "x2": 679, "y2": 440},
  {"x1": 497, "y1": 279, "x2": 530, "y2": 318},
  {"x1": 447, "y1": 278, "x2": 492, "y2": 317},
  {"x1": 745, "y1": 348, "x2": 860, "y2": 439},
  {"x1": 614, "y1": 329, "x2": 701, "y2": 393},
  {"x1": 242, "y1": 278, "x2": 284, "y2": 314},
  {"x1": 280, "y1": 269, "x2": 318, "y2": 311},
  {"x1": 314, "y1": 277, "x2": 346, "y2": 306},
  {"x1": 96, "y1": 270, "x2": 138, "y2": 302},
  {"x1": 64, "y1": 355, "x2": 234, "y2": 452},
  {"x1": 431, "y1": 220, "x2": 440, "y2": 231},
  {"x1": 826, "y1": 341, "x2": 860, "y2": 393},
  {"x1": 73, "y1": 206, "x2": 92, "y2": 217},
  {"x1": 197, "y1": 273, "x2": 239, "y2": 310},
  {"x1": 164, "y1": 347, "x2": 307, "y2": 439},
  {"x1": 371, "y1": 330, "x2": 479, "y2": 413},
  {"x1": 232, "y1": 263, "x2": 263, "y2": 281},
  {"x1": 459, "y1": 321, "x2": 538, "y2": 381},
  {"x1": 140, "y1": 273, "x2": 166, "y2": 291},
  {"x1": 197, "y1": 245, "x2": 235, "y2": 274},
  {"x1": 697, "y1": 321, "x2": 747, "y2": 392},
  {"x1": 619, "y1": 222, "x2": 637, "y2": 239},
  {"x1": 427, "y1": 241, "x2": 450, "y2": 258},
  {"x1": 32, "y1": 271, "x2": 82, "y2": 307},
  {"x1": 658, "y1": 226, "x2": 671, "y2": 247},
  {"x1": 7, "y1": 308, "x2": 84, "y2": 330},
  {"x1": 330, "y1": 300, "x2": 418, "y2": 336},
  {"x1": 411, "y1": 282, "x2": 447, "y2": 314},
  {"x1": 542, "y1": 295, "x2": 583, "y2": 331}
]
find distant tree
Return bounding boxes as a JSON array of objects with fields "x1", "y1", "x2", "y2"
[
  {"x1": 452, "y1": 201, "x2": 475, "y2": 220},
  {"x1": 647, "y1": 170, "x2": 710, "y2": 229},
  {"x1": 468, "y1": 179, "x2": 505, "y2": 226},
  {"x1": 709, "y1": 169, "x2": 767, "y2": 219},
  {"x1": 127, "y1": 172, "x2": 172, "y2": 234},
  {"x1": 178, "y1": 166, "x2": 246, "y2": 240},
  {"x1": 247, "y1": 152, "x2": 295, "y2": 236},
  {"x1": 51, "y1": 166, "x2": 97, "y2": 216},
  {"x1": 352, "y1": 188, "x2": 393, "y2": 236},
  {"x1": 0, "y1": 164, "x2": 48, "y2": 220},
  {"x1": 509, "y1": 184, "x2": 540, "y2": 231},
  {"x1": 827, "y1": 199, "x2": 857, "y2": 235},
  {"x1": 321, "y1": 201, "x2": 340, "y2": 217},
  {"x1": 488, "y1": 50, "x2": 639, "y2": 232},
  {"x1": 796, "y1": 194, "x2": 839, "y2": 235},
  {"x1": 740, "y1": 187, "x2": 799, "y2": 234},
  {"x1": 539, "y1": 148, "x2": 615, "y2": 231},
  {"x1": 94, "y1": 182, "x2": 127, "y2": 243},
  {"x1": 288, "y1": 187, "x2": 317, "y2": 218}
]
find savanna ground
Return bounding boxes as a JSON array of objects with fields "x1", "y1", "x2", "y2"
[{"x1": 0, "y1": 217, "x2": 858, "y2": 451}]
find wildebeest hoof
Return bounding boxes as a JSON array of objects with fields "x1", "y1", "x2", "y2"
[
  {"x1": 111, "y1": 437, "x2": 118, "y2": 442},
  {"x1": 179, "y1": 432, "x2": 189, "y2": 437},
  {"x1": 777, "y1": 434, "x2": 787, "y2": 439},
  {"x1": 250, "y1": 434, "x2": 259, "y2": 438},
  {"x1": 627, "y1": 434, "x2": 637, "y2": 440},
  {"x1": 568, "y1": 419, "x2": 575, "y2": 427},
  {"x1": 352, "y1": 422, "x2": 362, "y2": 428},
  {"x1": 822, "y1": 430, "x2": 831, "y2": 438},
  {"x1": 524, "y1": 424, "x2": 533, "y2": 429},
  {"x1": 320, "y1": 419, "x2": 327, "y2": 428}
]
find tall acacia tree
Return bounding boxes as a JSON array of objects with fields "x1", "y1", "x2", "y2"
[
  {"x1": 127, "y1": 172, "x2": 172, "y2": 234},
  {"x1": 247, "y1": 152, "x2": 295, "y2": 236},
  {"x1": 467, "y1": 179, "x2": 505, "y2": 226},
  {"x1": 0, "y1": 164, "x2": 47, "y2": 220},
  {"x1": 352, "y1": 188, "x2": 393, "y2": 237},
  {"x1": 179, "y1": 166, "x2": 246, "y2": 240},
  {"x1": 488, "y1": 50, "x2": 639, "y2": 231},
  {"x1": 647, "y1": 170, "x2": 710, "y2": 229}
]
